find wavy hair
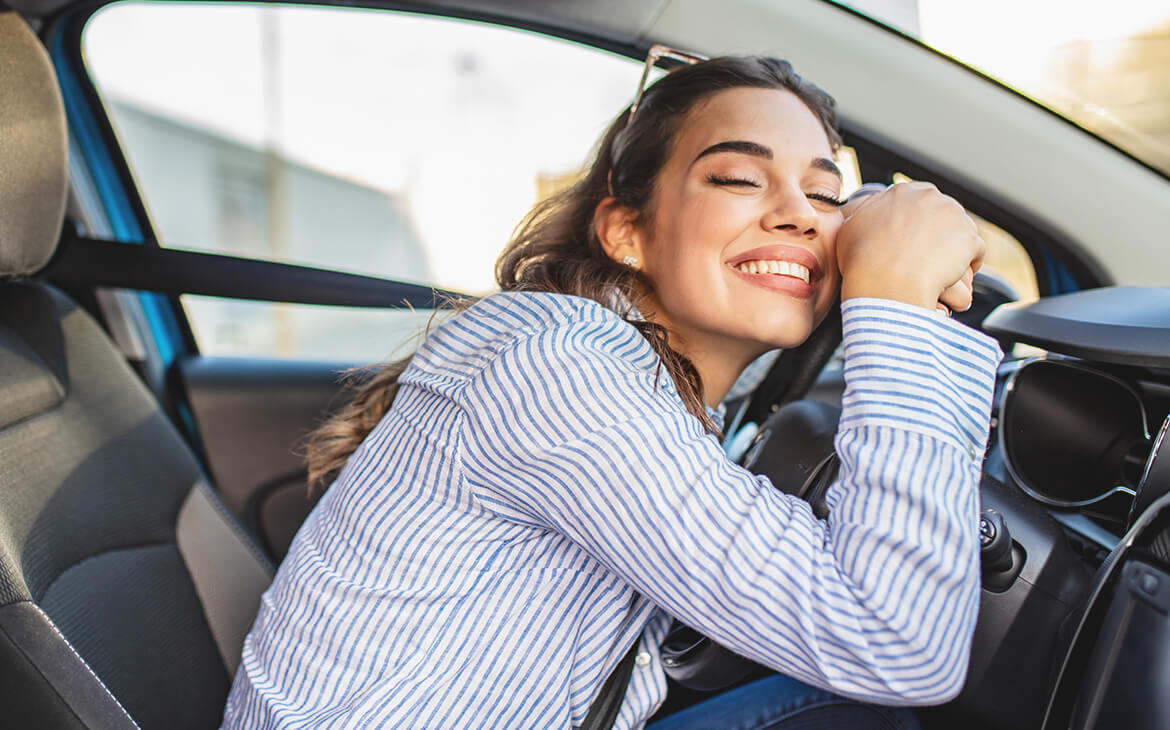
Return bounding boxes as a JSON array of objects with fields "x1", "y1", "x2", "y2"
[{"x1": 306, "y1": 55, "x2": 840, "y2": 491}]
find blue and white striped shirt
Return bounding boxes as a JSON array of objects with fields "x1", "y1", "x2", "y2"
[{"x1": 223, "y1": 291, "x2": 1001, "y2": 729}]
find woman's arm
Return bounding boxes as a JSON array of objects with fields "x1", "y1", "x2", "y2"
[{"x1": 458, "y1": 300, "x2": 1000, "y2": 705}]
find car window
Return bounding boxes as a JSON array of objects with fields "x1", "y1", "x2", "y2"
[
  {"x1": 84, "y1": 4, "x2": 867, "y2": 361},
  {"x1": 83, "y1": 4, "x2": 648, "y2": 360}
]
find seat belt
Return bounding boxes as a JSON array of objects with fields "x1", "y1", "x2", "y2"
[
  {"x1": 580, "y1": 642, "x2": 639, "y2": 730},
  {"x1": 40, "y1": 225, "x2": 460, "y2": 309}
]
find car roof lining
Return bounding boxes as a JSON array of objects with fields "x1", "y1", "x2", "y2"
[{"x1": 10, "y1": 0, "x2": 669, "y2": 41}]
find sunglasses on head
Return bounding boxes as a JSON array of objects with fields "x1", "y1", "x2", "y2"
[{"x1": 630, "y1": 44, "x2": 709, "y2": 117}]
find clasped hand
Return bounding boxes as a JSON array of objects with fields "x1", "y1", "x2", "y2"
[{"x1": 837, "y1": 182, "x2": 985, "y2": 314}]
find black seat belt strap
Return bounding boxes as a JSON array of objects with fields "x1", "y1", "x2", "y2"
[
  {"x1": 40, "y1": 226, "x2": 460, "y2": 309},
  {"x1": 580, "y1": 641, "x2": 639, "y2": 730}
]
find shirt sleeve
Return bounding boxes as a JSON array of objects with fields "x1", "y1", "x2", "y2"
[{"x1": 457, "y1": 299, "x2": 1002, "y2": 705}]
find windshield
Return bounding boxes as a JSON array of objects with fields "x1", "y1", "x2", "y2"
[{"x1": 833, "y1": 0, "x2": 1170, "y2": 176}]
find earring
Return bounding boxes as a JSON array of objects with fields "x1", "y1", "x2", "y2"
[{"x1": 622, "y1": 255, "x2": 639, "y2": 268}]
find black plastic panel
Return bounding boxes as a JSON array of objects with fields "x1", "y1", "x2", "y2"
[
  {"x1": 1070, "y1": 559, "x2": 1170, "y2": 729},
  {"x1": 1043, "y1": 492, "x2": 1170, "y2": 729},
  {"x1": 953, "y1": 476, "x2": 1093, "y2": 730},
  {"x1": 984, "y1": 287, "x2": 1170, "y2": 367}
]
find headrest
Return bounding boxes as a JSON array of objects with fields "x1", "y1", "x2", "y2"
[{"x1": 0, "y1": 10, "x2": 68, "y2": 277}]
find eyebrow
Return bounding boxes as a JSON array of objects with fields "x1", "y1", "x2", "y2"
[
  {"x1": 695, "y1": 140, "x2": 772, "y2": 161},
  {"x1": 694, "y1": 140, "x2": 844, "y2": 182},
  {"x1": 811, "y1": 156, "x2": 844, "y2": 182}
]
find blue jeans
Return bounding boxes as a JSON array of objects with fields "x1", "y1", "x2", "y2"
[{"x1": 647, "y1": 674, "x2": 922, "y2": 730}]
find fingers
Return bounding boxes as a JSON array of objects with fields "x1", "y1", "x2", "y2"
[
  {"x1": 938, "y1": 277, "x2": 972, "y2": 313},
  {"x1": 841, "y1": 183, "x2": 887, "y2": 219},
  {"x1": 938, "y1": 220, "x2": 985, "y2": 314},
  {"x1": 837, "y1": 180, "x2": 988, "y2": 313},
  {"x1": 938, "y1": 266, "x2": 977, "y2": 313}
]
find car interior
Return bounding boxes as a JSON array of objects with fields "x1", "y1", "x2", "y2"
[{"x1": 1, "y1": 0, "x2": 1169, "y2": 728}]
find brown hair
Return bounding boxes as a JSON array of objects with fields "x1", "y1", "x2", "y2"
[{"x1": 306, "y1": 55, "x2": 840, "y2": 491}]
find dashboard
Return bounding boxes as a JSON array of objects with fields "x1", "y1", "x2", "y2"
[
  {"x1": 973, "y1": 286, "x2": 1170, "y2": 729},
  {"x1": 746, "y1": 286, "x2": 1170, "y2": 730}
]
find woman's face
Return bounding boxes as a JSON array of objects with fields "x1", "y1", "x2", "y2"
[{"x1": 634, "y1": 87, "x2": 844, "y2": 372}]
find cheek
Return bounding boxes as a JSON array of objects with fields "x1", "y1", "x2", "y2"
[
  {"x1": 815, "y1": 216, "x2": 845, "y2": 319},
  {"x1": 822, "y1": 215, "x2": 844, "y2": 268},
  {"x1": 648, "y1": 197, "x2": 733, "y2": 276}
]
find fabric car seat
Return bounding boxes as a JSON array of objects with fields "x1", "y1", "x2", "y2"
[{"x1": 0, "y1": 11, "x2": 273, "y2": 729}]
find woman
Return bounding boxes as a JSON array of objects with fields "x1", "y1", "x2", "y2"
[{"x1": 223, "y1": 54, "x2": 999, "y2": 729}]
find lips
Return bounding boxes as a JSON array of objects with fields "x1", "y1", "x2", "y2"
[{"x1": 725, "y1": 245, "x2": 823, "y2": 282}]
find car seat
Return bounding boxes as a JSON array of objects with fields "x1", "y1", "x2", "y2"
[{"x1": 0, "y1": 10, "x2": 273, "y2": 729}]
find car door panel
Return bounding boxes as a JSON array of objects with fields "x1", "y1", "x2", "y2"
[{"x1": 179, "y1": 356, "x2": 353, "y2": 559}]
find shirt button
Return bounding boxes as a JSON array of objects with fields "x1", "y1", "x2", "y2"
[{"x1": 635, "y1": 651, "x2": 652, "y2": 667}]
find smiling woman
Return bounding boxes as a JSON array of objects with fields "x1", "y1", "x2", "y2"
[
  {"x1": 224, "y1": 54, "x2": 1001, "y2": 729},
  {"x1": 596, "y1": 87, "x2": 847, "y2": 402}
]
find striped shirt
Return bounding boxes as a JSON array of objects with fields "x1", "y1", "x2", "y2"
[{"x1": 223, "y1": 291, "x2": 1001, "y2": 729}]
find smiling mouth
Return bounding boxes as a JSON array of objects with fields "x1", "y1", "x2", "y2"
[{"x1": 731, "y1": 259, "x2": 811, "y2": 284}]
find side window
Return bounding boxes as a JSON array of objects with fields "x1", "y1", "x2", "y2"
[{"x1": 83, "y1": 5, "x2": 646, "y2": 360}]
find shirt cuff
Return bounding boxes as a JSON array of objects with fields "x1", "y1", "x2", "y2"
[{"x1": 838, "y1": 297, "x2": 1003, "y2": 461}]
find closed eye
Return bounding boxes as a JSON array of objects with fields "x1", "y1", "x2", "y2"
[
  {"x1": 707, "y1": 173, "x2": 761, "y2": 188},
  {"x1": 807, "y1": 192, "x2": 845, "y2": 207}
]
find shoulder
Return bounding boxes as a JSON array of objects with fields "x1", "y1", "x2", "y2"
[
  {"x1": 410, "y1": 291, "x2": 659, "y2": 387},
  {"x1": 472, "y1": 292, "x2": 660, "y2": 379},
  {"x1": 468, "y1": 291, "x2": 625, "y2": 337},
  {"x1": 456, "y1": 294, "x2": 689, "y2": 455}
]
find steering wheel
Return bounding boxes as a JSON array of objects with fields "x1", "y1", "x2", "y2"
[{"x1": 741, "y1": 400, "x2": 841, "y2": 518}]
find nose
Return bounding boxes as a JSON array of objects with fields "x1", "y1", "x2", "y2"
[{"x1": 761, "y1": 186, "x2": 818, "y2": 239}]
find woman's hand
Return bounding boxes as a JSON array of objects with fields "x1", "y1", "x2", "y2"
[{"x1": 836, "y1": 182, "x2": 985, "y2": 313}]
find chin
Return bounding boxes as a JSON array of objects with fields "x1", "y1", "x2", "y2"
[
  {"x1": 768, "y1": 331, "x2": 814, "y2": 350},
  {"x1": 755, "y1": 312, "x2": 819, "y2": 349},
  {"x1": 740, "y1": 321, "x2": 815, "y2": 352}
]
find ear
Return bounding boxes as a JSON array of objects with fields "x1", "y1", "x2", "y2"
[{"x1": 593, "y1": 197, "x2": 644, "y2": 267}]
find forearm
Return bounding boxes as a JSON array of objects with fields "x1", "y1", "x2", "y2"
[
  {"x1": 810, "y1": 298, "x2": 1001, "y2": 701},
  {"x1": 638, "y1": 299, "x2": 1000, "y2": 703}
]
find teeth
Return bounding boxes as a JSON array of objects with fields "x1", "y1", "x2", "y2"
[{"x1": 735, "y1": 260, "x2": 810, "y2": 283}]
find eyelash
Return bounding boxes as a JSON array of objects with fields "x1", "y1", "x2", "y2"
[
  {"x1": 807, "y1": 192, "x2": 846, "y2": 207},
  {"x1": 706, "y1": 174, "x2": 844, "y2": 207},
  {"x1": 707, "y1": 173, "x2": 761, "y2": 188}
]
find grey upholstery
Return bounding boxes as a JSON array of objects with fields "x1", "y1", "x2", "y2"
[
  {"x1": 0, "y1": 10, "x2": 67, "y2": 276},
  {"x1": 177, "y1": 482, "x2": 272, "y2": 677},
  {"x1": 0, "y1": 10, "x2": 273, "y2": 728}
]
